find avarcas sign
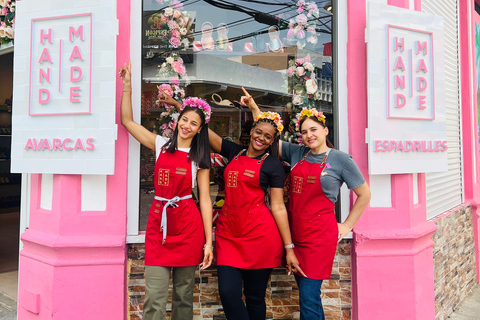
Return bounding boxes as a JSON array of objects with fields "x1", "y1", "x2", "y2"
[{"x1": 11, "y1": 3, "x2": 118, "y2": 174}]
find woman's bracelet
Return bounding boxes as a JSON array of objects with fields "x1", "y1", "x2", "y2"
[{"x1": 203, "y1": 244, "x2": 213, "y2": 250}]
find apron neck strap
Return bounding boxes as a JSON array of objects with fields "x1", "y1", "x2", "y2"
[
  {"x1": 234, "y1": 149, "x2": 269, "y2": 162},
  {"x1": 302, "y1": 148, "x2": 332, "y2": 163}
]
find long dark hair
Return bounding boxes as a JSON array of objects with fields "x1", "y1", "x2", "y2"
[
  {"x1": 252, "y1": 118, "x2": 281, "y2": 158},
  {"x1": 163, "y1": 106, "x2": 211, "y2": 169},
  {"x1": 299, "y1": 116, "x2": 334, "y2": 148}
]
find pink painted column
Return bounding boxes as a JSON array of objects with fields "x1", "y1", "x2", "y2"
[
  {"x1": 461, "y1": 0, "x2": 480, "y2": 283},
  {"x1": 16, "y1": 1, "x2": 131, "y2": 319},
  {"x1": 348, "y1": 1, "x2": 437, "y2": 319}
]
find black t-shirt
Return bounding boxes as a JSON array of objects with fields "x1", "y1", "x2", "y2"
[{"x1": 220, "y1": 139, "x2": 285, "y2": 192}]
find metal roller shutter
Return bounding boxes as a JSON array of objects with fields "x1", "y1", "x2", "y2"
[{"x1": 423, "y1": 0, "x2": 463, "y2": 219}]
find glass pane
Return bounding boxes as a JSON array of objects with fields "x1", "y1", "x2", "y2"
[{"x1": 140, "y1": 0, "x2": 333, "y2": 231}]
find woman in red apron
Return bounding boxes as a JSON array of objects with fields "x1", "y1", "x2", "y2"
[
  {"x1": 241, "y1": 90, "x2": 371, "y2": 320},
  {"x1": 207, "y1": 111, "x2": 305, "y2": 320},
  {"x1": 120, "y1": 63, "x2": 214, "y2": 320}
]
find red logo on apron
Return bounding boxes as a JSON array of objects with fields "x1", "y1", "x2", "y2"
[
  {"x1": 227, "y1": 171, "x2": 239, "y2": 188},
  {"x1": 157, "y1": 169, "x2": 170, "y2": 186},
  {"x1": 292, "y1": 176, "x2": 303, "y2": 193}
]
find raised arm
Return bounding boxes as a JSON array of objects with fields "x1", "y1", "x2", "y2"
[
  {"x1": 119, "y1": 61, "x2": 157, "y2": 151},
  {"x1": 240, "y1": 87, "x2": 283, "y2": 158}
]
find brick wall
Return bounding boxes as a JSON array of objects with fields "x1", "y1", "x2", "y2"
[
  {"x1": 127, "y1": 240, "x2": 352, "y2": 319},
  {"x1": 432, "y1": 204, "x2": 476, "y2": 320}
]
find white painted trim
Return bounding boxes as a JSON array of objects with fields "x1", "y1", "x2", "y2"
[
  {"x1": 336, "y1": 0, "x2": 352, "y2": 231},
  {"x1": 126, "y1": 0, "x2": 142, "y2": 241},
  {"x1": 369, "y1": 175, "x2": 393, "y2": 207},
  {"x1": 409, "y1": 0, "x2": 415, "y2": 10},
  {"x1": 19, "y1": 173, "x2": 31, "y2": 251},
  {"x1": 81, "y1": 175, "x2": 107, "y2": 211},
  {"x1": 126, "y1": 234, "x2": 146, "y2": 244},
  {"x1": 40, "y1": 174, "x2": 53, "y2": 211},
  {"x1": 413, "y1": 173, "x2": 419, "y2": 204}
]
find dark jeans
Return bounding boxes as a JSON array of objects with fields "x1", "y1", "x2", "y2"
[
  {"x1": 294, "y1": 274, "x2": 325, "y2": 320},
  {"x1": 217, "y1": 265, "x2": 272, "y2": 320}
]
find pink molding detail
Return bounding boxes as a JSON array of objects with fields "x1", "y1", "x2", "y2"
[
  {"x1": 29, "y1": 13, "x2": 93, "y2": 116},
  {"x1": 387, "y1": 0, "x2": 409, "y2": 8},
  {"x1": 462, "y1": 0, "x2": 480, "y2": 282}
]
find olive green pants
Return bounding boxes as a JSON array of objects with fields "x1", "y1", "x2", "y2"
[{"x1": 143, "y1": 265, "x2": 197, "y2": 320}]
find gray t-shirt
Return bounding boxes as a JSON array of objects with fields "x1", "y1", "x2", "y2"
[{"x1": 281, "y1": 141, "x2": 365, "y2": 203}]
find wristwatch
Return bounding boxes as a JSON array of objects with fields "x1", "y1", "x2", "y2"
[{"x1": 284, "y1": 243, "x2": 295, "y2": 249}]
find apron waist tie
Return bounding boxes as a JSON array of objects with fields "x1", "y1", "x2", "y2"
[{"x1": 155, "y1": 195, "x2": 192, "y2": 243}]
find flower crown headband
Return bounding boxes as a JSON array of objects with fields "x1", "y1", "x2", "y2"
[
  {"x1": 181, "y1": 97, "x2": 212, "y2": 124},
  {"x1": 295, "y1": 108, "x2": 326, "y2": 131},
  {"x1": 254, "y1": 111, "x2": 284, "y2": 134}
]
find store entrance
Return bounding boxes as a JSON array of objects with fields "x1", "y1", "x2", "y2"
[{"x1": 0, "y1": 51, "x2": 21, "y2": 308}]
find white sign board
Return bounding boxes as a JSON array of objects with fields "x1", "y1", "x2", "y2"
[
  {"x1": 11, "y1": 0, "x2": 117, "y2": 174},
  {"x1": 366, "y1": 3, "x2": 447, "y2": 175}
]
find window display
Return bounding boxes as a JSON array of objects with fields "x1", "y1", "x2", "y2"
[{"x1": 139, "y1": 0, "x2": 333, "y2": 230}]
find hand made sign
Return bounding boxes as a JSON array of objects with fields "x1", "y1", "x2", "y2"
[
  {"x1": 11, "y1": 1, "x2": 117, "y2": 175},
  {"x1": 30, "y1": 13, "x2": 92, "y2": 116}
]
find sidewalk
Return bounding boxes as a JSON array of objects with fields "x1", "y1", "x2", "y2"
[
  {"x1": 448, "y1": 283, "x2": 480, "y2": 320},
  {"x1": 0, "y1": 291, "x2": 16, "y2": 320}
]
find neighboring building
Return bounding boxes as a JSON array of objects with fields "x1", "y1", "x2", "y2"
[{"x1": 5, "y1": 0, "x2": 480, "y2": 319}]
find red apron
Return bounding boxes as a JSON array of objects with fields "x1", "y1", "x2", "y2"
[
  {"x1": 287, "y1": 149, "x2": 337, "y2": 280},
  {"x1": 145, "y1": 149, "x2": 205, "y2": 267},
  {"x1": 216, "y1": 150, "x2": 283, "y2": 269}
]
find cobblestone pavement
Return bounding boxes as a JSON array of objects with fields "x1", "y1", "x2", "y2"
[
  {"x1": 0, "y1": 292, "x2": 16, "y2": 320},
  {"x1": 448, "y1": 283, "x2": 480, "y2": 320}
]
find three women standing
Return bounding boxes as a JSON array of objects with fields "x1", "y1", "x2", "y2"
[
  {"x1": 119, "y1": 62, "x2": 214, "y2": 320},
  {"x1": 242, "y1": 88, "x2": 371, "y2": 320},
  {"x1": 159, "y1": 92, "x2": 304, "y2": 320}
]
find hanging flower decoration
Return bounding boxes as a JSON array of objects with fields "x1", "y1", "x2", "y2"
[
  {"x1": 156, "y1": 53, "x2": 190, "y2": 84},
  {"x1": 146, "y1": 7, "x2": 191, "y2": 50},
  {"x1": 288, "y1": 55, "x2": 320, "y2": 109},
  {"x1": 0, "y1": 0, "x2": 15, "y2": 45},
  {"x1": 285, "y1": 1, "x2": 319, "y2": 49},
  {"x1": 154, "y1": 66, "x2": 188, "y2": 138}
]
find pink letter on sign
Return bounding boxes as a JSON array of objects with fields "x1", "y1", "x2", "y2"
[
  {"x1": 418, "y1": 96, "x2": 427, "y2": 109},
  {"x1": 417, "y1": 77, "x2": 427, "y2": 91},
  {"x1": 417, "y1": 59, "x2": 428, "y2": 73},
  {"x1": 52, "y1": 139, "x2": 63, "y2": 151},
  {"x1": 86, "y1": 138, "x2": 95, "y2": 151},
  {"x1": 69, "y1": 26, "x2": 84, "y2": 42},
  {"x1": 394, "y1": 56, "x2": 405, "y2": 71},
  {"x1": 70, "y1": 87, "x2": 81, "y2": 103},
  {"x1": 25, "y1": 139, "x2": 34, "y2": 151},
  {"x1": 416, "y1": 41, "x2": 427, "y2": 55},
  {"x1": 39, "y1": 89, "x2": 51, "y2": 104},
  {"x1": 396, "y1": 94, "x2": 406, "y2": 108},
  {"x1": 395, "y1": 75, "x2": 405, "y2": 89},
  {"x1": 394, "y1": 37, "x2": 404, "y2": 52},
  {"x1": 38, "y1": 48, "x2": 52, "y2": 64},
  {"x1": 39, "y1": 69, "x2": 51, "y2": 84},
  {"x1": 69, "y1": 46, "x2": 84, "y2": 61},
  {"x1": 40, "y1": 29, "x2": 52, "y2": 44},
  {"x1": 70, "y1": 67, "x2": 83, "y2": 82}
]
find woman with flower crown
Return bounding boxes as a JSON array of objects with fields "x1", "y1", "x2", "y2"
[
  {"x1": 119, "y1": 61, "x2": 213, "y2": 320},
  {"x1": 159, "y1": 89, "x2": 305, "y2": 320},
  {"x1": 241, "y1": 88, "x2": 371, "y2": 320}
]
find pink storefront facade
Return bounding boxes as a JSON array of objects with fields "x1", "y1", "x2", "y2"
[{"x1": 11, "y1": 0, "x2": 480, "y2": 320}]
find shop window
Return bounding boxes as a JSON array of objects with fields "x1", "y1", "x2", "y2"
[{"x1": 131, "y1": 0, "x2": 334, "y2": 235}]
